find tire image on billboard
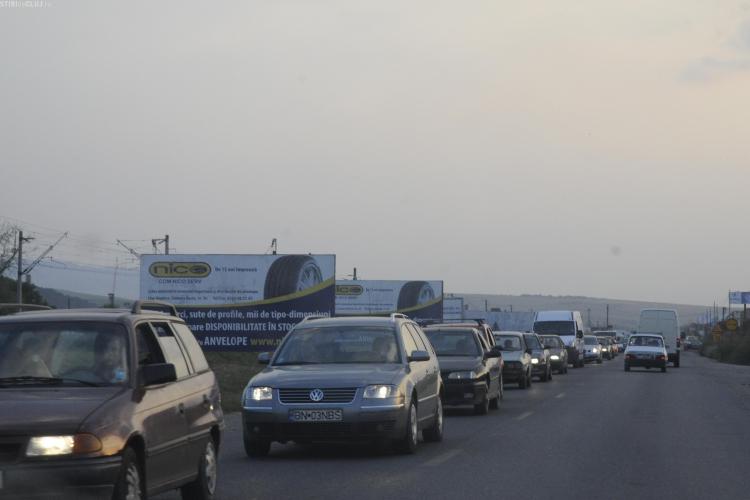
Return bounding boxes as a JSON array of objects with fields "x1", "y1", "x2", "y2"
[
  {"x1": 397, "y1": 281, "x2": 435, "y2": 309},
  {"x1": 264, "y1": 255, "x2": 324, "y2": 299}
]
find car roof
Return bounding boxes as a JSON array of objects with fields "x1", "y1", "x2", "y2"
[{"x1": 495, "y1": 331, "x2": 524, "y2": 337}]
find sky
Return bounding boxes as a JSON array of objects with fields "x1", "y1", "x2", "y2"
[{"x1": 1, "y1": 0, "x2": 749, "y2": 306}]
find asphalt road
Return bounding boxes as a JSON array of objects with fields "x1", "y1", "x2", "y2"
[{"x1": 159, "y1": 351, "x2": 750, "y2": 500}]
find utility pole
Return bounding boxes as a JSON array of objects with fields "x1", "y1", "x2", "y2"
[
  {"x1": 352, "y1": 267, "x2": 357, "y2": 280},
  {"x1": 151, "y1": 235, "x2": 169, "y2": 254},
  {"x1": 606, "y1": 304, "x2": 609, "y2": 328},
  {"x1": 164, "y1": 234, "x2": 169, "y2": 255},
  {"x1": 16, "y1": 231, "x2": 33, "y2": 307}
]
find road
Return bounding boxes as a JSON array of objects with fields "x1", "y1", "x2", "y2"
[{"x1": 160, "y1": 351, "x2": 750, "y2": 500}]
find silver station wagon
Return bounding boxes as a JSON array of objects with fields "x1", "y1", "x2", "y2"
[{"x1": 241, "y1": 314, "x2": 444, "y2": 456}]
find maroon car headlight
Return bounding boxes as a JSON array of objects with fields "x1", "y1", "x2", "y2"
[{"x1": 26, "y1": 433, "x2": 103, "y2": 457}]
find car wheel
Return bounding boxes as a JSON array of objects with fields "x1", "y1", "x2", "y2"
[
  {"x1": 624, "y1": 364, "x2": 630, "y2": 372},
  {"x1": 661, "y1": 366, "x2": 667, "y2": 373},
  {"x1": 397, "y1": 281, "x2": 435, "y2": 309},
  {"x1": 547, "y1": 365, "x2": 552, "y2": 381},
  {"x1": 243, "y1": 436, "x2": 271, "y2": 458},
  {"x1": 597, "y1": 358, "x2": 602, "y2": 364},
  {"x1": 674, "y1": 356, "x2": 680, "y2": 368},
  {"x1": 113, "y1": 447, "x2": 143, "y2": 500},
  {"x1": 526, "y1": 371, "x2": 532, "y2": 387},
  {"x1": 518, "y1": 374, "x2": 527, "y2": 389},
  {"x1": 474, "y1": 384, "x2": 490, "y2": 415},
  {"x1": 181, "y1": 439, "x2": 218, "y2": 500},
  {"x1": 396, "y1": 400, "x2": 419, "y2": 454},
  {"x1": 263, "y1": 255, "x2": 323, "y2": 299},
  {"x1": 423, "y1": 397, "x2": 444, "y2": 442}
]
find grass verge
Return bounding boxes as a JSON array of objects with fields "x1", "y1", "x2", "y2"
[{"x1": 205, "y1": 352, "x2": 265, "y2": 413}]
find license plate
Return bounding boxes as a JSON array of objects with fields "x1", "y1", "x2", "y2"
[{"x1": 289, "y1": 409, "x2": 343, "y2": 422}]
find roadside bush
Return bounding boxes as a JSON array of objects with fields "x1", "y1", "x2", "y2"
[{"x1": 701, "y1": 334, "x2": 750, "y2": 365}]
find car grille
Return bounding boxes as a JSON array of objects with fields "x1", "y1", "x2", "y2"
[{"x1": 279, "y1": 388, "x2": 357, "y2": 404}]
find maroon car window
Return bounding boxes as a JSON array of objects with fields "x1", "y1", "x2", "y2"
[
  {"x1": 172, "y1": 322, "x2": 209, "y2": 373},
  {"x1": 136, "y1": 323, "x2": 166, "y2": 365}
]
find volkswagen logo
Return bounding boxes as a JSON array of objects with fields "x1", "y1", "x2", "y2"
[{"x1": 309, "y1": 389, "x2": 325, "y2": 402}]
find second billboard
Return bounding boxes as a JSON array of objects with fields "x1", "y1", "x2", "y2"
[{"x1": 335, "y1": 280, "x2": 443, "y2": 321}]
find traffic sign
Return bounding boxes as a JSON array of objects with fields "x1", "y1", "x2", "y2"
[
  {"x1": 726, "y1": 318, "x2": 738, "y2": 331},
  {"x1": 712, "y1": 325, "x2": 723, "y2": 335}
]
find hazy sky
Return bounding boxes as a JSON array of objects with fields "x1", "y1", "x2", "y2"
[{"x1": 2, "y1": 1, "x2": 749, "y2": 306}]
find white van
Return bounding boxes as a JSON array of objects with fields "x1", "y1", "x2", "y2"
[
  {"x1": 637, "y1": 309, "x2": 680, "y2": 367},
  {"x1": 532, "y1": 311, "x2": 587, "y2": 368}
]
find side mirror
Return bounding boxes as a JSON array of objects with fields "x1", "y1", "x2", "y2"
[
  {"x1": 486, "y1": 348, "x2": 502, "y2": 358},
  {"x1": 257, "y1": 352, "x2": 272, "y2": 365},
  {"x1": 408, "y1": 350, "x2": 430, "y2": 362},
  {"x1": 525, "y1": 348, "x2": 533, "y2": 355},
  {"x1": 139, "y1": 363, "x2": 177, "y2": 386},
  {"x1": 576, "y1": 330, "x2": 584, "y2": 339}
]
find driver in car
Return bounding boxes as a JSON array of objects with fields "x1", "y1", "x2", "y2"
[{"x1": 93, "y1": 334, "x2": 127, "y2": 383}]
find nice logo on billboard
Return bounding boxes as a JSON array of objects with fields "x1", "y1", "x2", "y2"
[{"x1": 149, "y1": 262, "x2": 212, "y2": 278}]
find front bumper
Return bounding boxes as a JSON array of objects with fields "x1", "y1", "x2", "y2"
[
  {"x1": 549, "y1": 356, "x2": 566, "y2": 369},
  {"x1": 583, "y1": 352, "x2": 600, "y2": 361},
  {"x1": 242, "y1": 403, "x2": 408, "y2": 443},
  {"x1": 530, "y1": 363, "x2": 547, "y2": 377},
  {"x1": 502, "y1": 364, "x2": 525, "y2": 383},
  {"x1": 0, "y1": 455, "x2": 121, "y2": 499},
  {"x1": 443, "y1": 380, "x2": 487, "y2": 406}
]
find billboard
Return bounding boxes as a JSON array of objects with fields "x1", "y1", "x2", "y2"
[
  {"x1": 335, "y1": 280, "x2": 443, "y2": 321},
  {"x1": 730, "y1": 291, "x2": 750, "y2": 305},
  {"x1": 443, "y1": 296, "x2": 464, "y2": 321},
  {"x1": 140, "y1": 254, "x2": 335, "y2": 351}
]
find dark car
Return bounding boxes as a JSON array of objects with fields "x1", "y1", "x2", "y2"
[
  {"x1": 539, "y1": 335, "x2": 568, "y2": 374},
  {"x1": 0, "y1": 301, "x2": 224, "y2": 500},
  {"x1": 242, "y1": 314, "x2": 443, "y2": 456},
  {"x1": 523, "y1": 333, "x2": 552, "y2": 382},
  {"x1": 493, "y1": 331, "x2": 533, "y2": 389},
  {"x1": 423, "y1": 326, "x2": 503, "y2": 414},
  {"x1": 597, "y1": 336, "x2": 614, "y2": 360},
  {"x1": 427, "y1": 320, "x2": 496, "y2": 349}
]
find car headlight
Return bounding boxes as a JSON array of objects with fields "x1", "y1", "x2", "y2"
[
  {"x1": 592, "y1": 348, "x2": 598, "y2": 353},
  {"x1": 363, "y1": 385, "x2": 399, "y2": 399},
  {"x1": 246, "y1": 386, "x2": 273, "y2": 402},
  {"x1": 26, "y1": 436, "x2": 75, "y2": 456},
  {"x1": 531, "y1": 358, "x2": 539, "y2": 364},
  {"x1": 550, "y1": 355, "x2": 560, "y2": 360},
  {"x1": 447, "y1": 371, "x2": 478, "y2": 380}
]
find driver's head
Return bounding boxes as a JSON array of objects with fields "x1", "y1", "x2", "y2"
[{"x1": 94, "y1": 333, "x2": 124, "y2": 373}]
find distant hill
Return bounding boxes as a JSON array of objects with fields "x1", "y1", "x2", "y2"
[
  {"x1": 456, "y1": 293, "x2": 710, "y2": 331},
  {"x1": 37, "y1": 287, "x2": 134, "y2": 309}
]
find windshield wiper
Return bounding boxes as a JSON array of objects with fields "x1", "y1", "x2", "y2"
[
  {"x1": 273, "y1": 361, "x2": 319, "y2": 366},
  {"x1": 0, "y1": 376, "x2": 103, "y2": 387}
]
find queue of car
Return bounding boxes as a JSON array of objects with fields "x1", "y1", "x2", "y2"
[{"x1": 0, "y1": 304, "x2": 682, "y2": 499}]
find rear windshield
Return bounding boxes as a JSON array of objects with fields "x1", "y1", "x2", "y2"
[
  {"x1": 629, "y1": 336, "x2": 664, "y2": 347},
  {"x1": 274, "y1": 326, "x2": 400, "y2": 365},
  {"x1": 533, "y1": 321, "x2": 575, "y2": 335},
  {"x1": 0, "y1": 322, "x2": 130, "y2": 386},
  {"x1": 524, "y1": 335, "x2": 542, "y2": 350},
  {"x1": 424, "y1": 329, "x2": 481, "y2": 357}
]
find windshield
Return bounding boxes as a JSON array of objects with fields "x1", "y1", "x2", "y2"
[
  {"x1": 584, "y1": 336, "x2": 598, "y2": 345},
  {"x1": 540, "y1": 336, "x2": 561, "y2": 348},
  {"x1": 533, "y1": 321, "x2": 575, "y2": 336},
  {"x1": 274, "y1": 326, "x2": 400, "y2": 365},
  {"x1": 425, "y1": 329, "x2": 481, "y2": 357},
  {"x1": 524, "y1": 334, "x2": 542, "y2": 350},
  {"x1": 629, "y1": 336, "x2": 664, "y2": 348},
  {"x1": 0, "y1": 322, "x2": 130, "y2": 386},
  {"x1": 495, "y1": 335, "x2": 522, "y2": 351}
]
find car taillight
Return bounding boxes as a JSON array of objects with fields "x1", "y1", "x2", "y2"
[
  {"x1": 676, "y1": 338, "x2": 681, "y2": 347},
  {"x1": 656, "y1": 354, "x2": 665, "y2": 360},
  {"x1": 626, "y1": 354, "x2": 636, "y2": 359}
]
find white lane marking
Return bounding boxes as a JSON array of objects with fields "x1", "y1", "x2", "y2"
[
  {"x1": 423, "y1": 449, "x2": 462, "y2": 467},
  {"x1": 516, "y1": 411, "x2": 533, "y2": 421},
  {"x1": 555, "y1": 392, "x2": 566, "y2": 399}
]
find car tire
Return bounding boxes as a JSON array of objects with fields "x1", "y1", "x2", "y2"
[
  {"x1": 474, "y1": 384, "x2": 490, "y2": 415},
  {"x1": 263, "y1": 255, "x2": 324, "y2": 299},
  {"x1": 624, "y1": 364, "x2": 630, "y2": 372},
  {"x1": 547, "y1": 365, "x2": 552, "y2": 381},
  {"x1": 519, "y1": 374, "x2": 527, "y2": 389},
  {"x1": 526, "y1": 371, "x2": 532, "y2": 387},
  {"x1": 396, "y1": 400, "x2": 419, "y2": 454},
  {"x1": 674, "y1": 355, "x2": 680, "y2": 368},
  {"x1": 597, "y1": 358, "x2": 602, "y2": 364},
  {"x1": 181, "y1": 439, "x2": 218, "y2": 500},
  {"x1": 423, "y1": 398, "x2": 444, "y2": 442},
  {"x1": 397, "y1": 281, "x2": 435, "y2": 309},
  {"x1": 661, "y1": 366, "x2": 667, "y2": 373},
  {"x1": 113, "y1": 447, "x2": 143, "y2": 500},
  {"x1": 243, "y1": 436, "x2": 271, "y2": 458}
]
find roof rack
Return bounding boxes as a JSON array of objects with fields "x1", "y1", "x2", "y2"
[
  {"x1": 390, "y1": 313, "x2": 409, "y2": 321},
  {"x1": 0, "y1": 303, "x2": 53, "y2": 314},
  {"x1": 131, "y1": 300, "x2": 179, "y2": 317},
  {"x1": 300, "y1": 314, "x2": 330, "y2": 323}
]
